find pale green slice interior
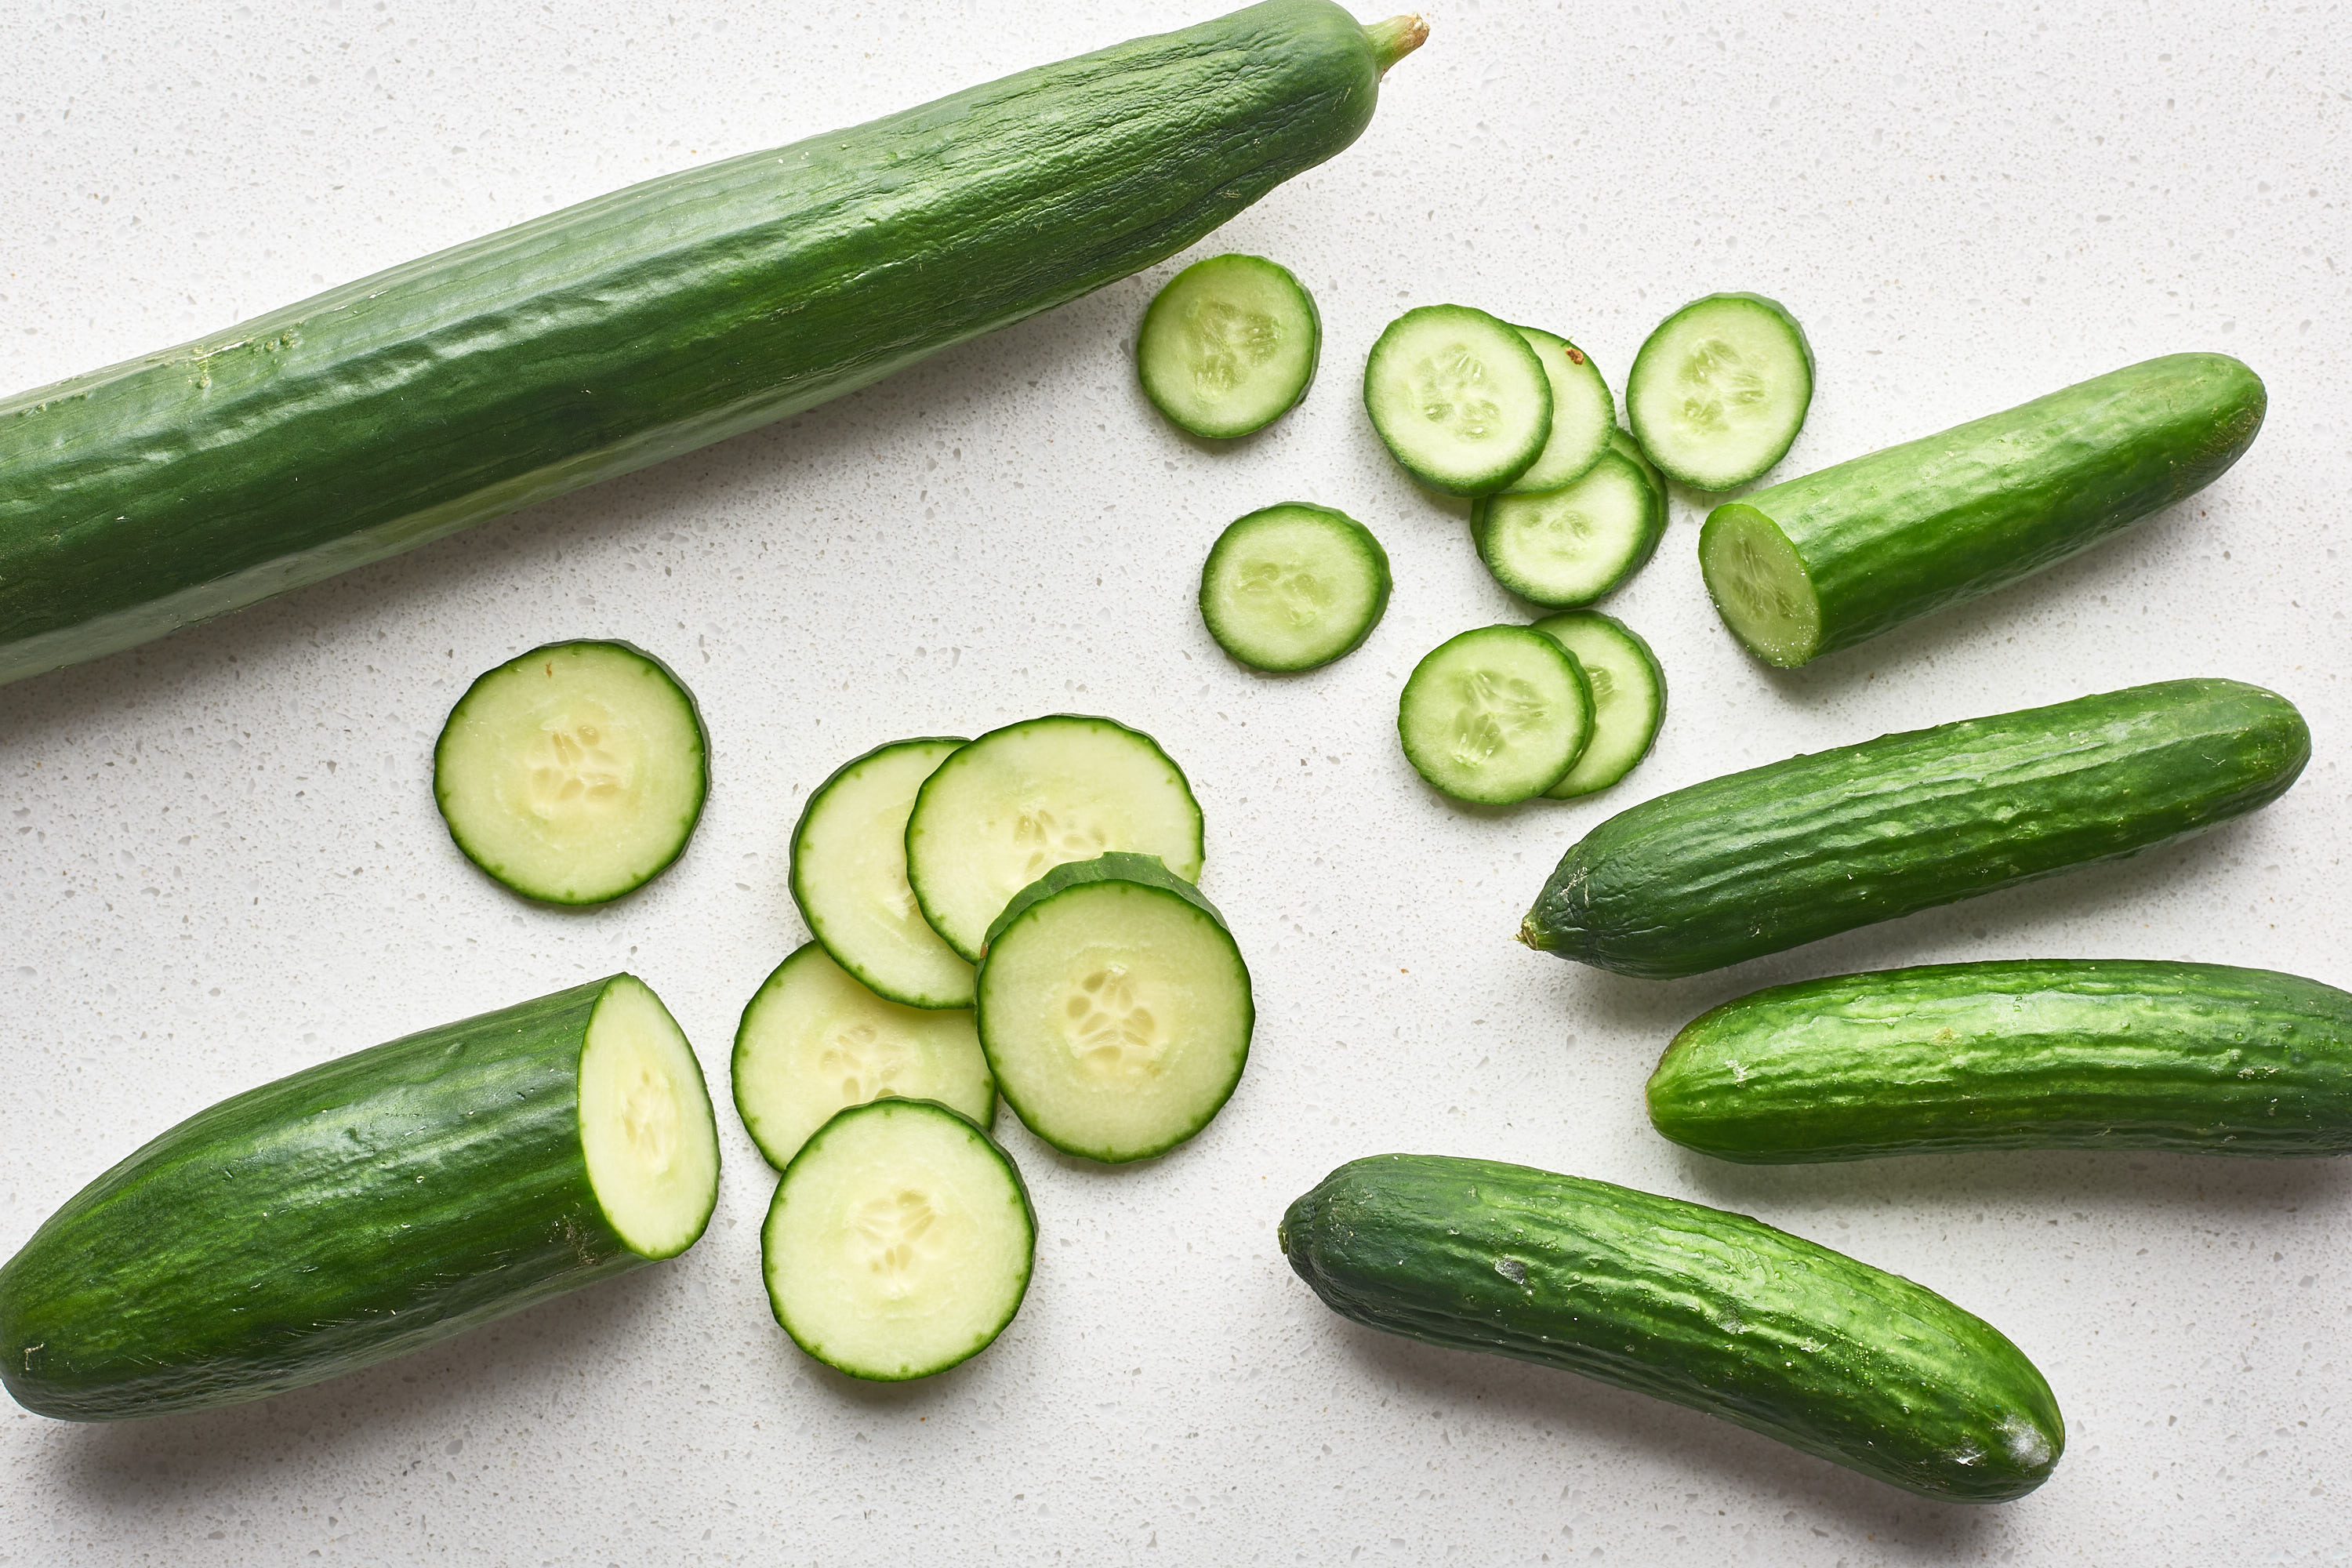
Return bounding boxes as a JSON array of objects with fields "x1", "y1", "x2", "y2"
[
  {"x1": 1626, "y1": 295, "x2": 1813, "y2": 490},
  {"x1": 1363, "y1": 305, "x2": 1552, "y2": 495},
  {"x1": 1699, "y1": 504, "x2": 1824, "y2": 667},
  {"x1": 978, "y1": 880, "x2": 1251, "y2": 1163},
  {"x1": 1397, "y1": 626, "x2": 1592, "y2": 804},
  {"x1": 762, "y1": 1099, "x2": 1033, "y2": 1381},
  {"x1": 1530, "y1": 613, "x2": 1665, "y2": 797},
  {"x1": 1475, "y1": 451, "x2": 1660, "y2": 608},
  {"x1": 1136, "y1": 253, "x2": 1319, "y2": 438},
  {"x1": 1503, "y1": 327, "x2": 1613, "y2": 494},
  {"x1": 732, "y1": 943, "x2": 994, "y2": 1170},
  {"x1": 579, "y1": 975, "x2": 721, "y2": 1258},
  {"x1": 1199, "y1": 504, "x2": 1390, "y2": 671},
  {"x1": 792, "y1": 738, "x2": 974, "y2": 1009}
]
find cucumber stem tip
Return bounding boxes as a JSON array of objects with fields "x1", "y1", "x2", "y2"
[{"x1": 1366, "y1": 14, "x2": 1428, "y2": 73}]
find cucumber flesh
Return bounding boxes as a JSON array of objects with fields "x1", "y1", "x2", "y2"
[
  {"x1": 433, "y1": 639, "x2": 709, "y2": 906},
  {"x1": 906, "y1": 715, "x2": 1205, "y2": 963},
  {"x1": 732, "y1": 943, "x2": 995, "y2": 1170},
  {"x1": 1501, "y1": 328, "x2": 1613, "y2": 494},
  {"x1": 1136, "y1": 253, "x2": 1320, "y2": 439},
  {"x1": 1700, "y1": 503, "x2": 1823, "y2": 666},
  {"x1": 1198, "y1": 503, "x2": 1392, "y2": 672},
  {"x1": 1472, "y1": 448, "x2": 1664, "y2": 608},
  {"x1": 761, "y1": 1098, "x2": 1033, "y2": 1381},
  {"x1": 1397, "y1": 626, "x2": 1592, "y2": 804},
  {"x1": 1529, "y1": 612, "x2": 1666, "y2": 798},
  {"x1": 1626, "y1": 293, "x2": 1814, "y2": 491},
  {"x1": 791, "y1": 737, "x2": 975, "y2": 1009},
  {"x1": 578, "y1": 975, "x2": 725, "y2": 1258},
  {"x1": 1363, "y1": 305, "x2": 1552, "y2": 495},
  {"x1": 975, "y1": 854, "x2": 1252, "y2": 1163}
]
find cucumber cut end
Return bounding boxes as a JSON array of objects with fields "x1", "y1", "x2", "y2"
[
  {"x1": 1700, "y1": 505, "x2": 1822, "y2": 667},
  {"x1": 579, "y1": 975, "x2": 721, "y2": 1258}
]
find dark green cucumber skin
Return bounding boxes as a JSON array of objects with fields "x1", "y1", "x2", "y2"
[
  {"x1": 1650, "y1": 960, "x2": 2352, "y2": 1162},
  {"x1": 1704, "y1": 353, "x2": 2265, "y2": 666},
  {"x1": 1279, "y1": 1155, "x2": 2064, "y2": 1503},
  {"x1": 1522, "y1": 678, "x2": 2309, "y2": 979},
  {"x1": 0, "y1": 978, "x2": 673, "y2": 1421},
  {"x1": 981, "y1": 849, "x2": 1230, "y2": 951},
  {"x1": 0, "y1": 2, "x2": 1398, "y2": 687}
]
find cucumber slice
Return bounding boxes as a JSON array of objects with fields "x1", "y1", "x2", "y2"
[
  {"x1": 975, "y1": 853, "x2": 1252, "y2": 1163},
  {"x1": 732, "y1": 942, "x2": 996, "y2": 1170},
  {"x1": 1470, "y1": 448, "x2": 1665, "y2": 608},
  {"x1": 1501, "y1": 327, "x2": 1613, "y2": 494},
  {"x1": 1396, "y1": 626, "x2": 1594, "y2": 804},
  {"x1": 1610, "y1": 423, "x2": 1667, "y2": 497},
  {"x1": 1528, "y1": 612, "x2": 1667, "y2": 798},
  {"x1": 1626, "y1": 293, "x2": 1814, "y2": 491},
  {"x1": 1136, "y1": 253, "x2": 1321, "y2": 439},
  {"x1": 433, "y1": 639, "x2": 709, "y2": 906},
  {"x1": 1363, "y1": 304, "x2": 1552, "y2": 495},
  {"x1": 761, "y1": 1098, "x2": 1034, "y2": 1381},
  {"x1": 1198, "y1": 503, "x2": 1392, "y2": 672},
  {"x1": 906, "y1": 715, "x2": 1206, "y2": 963},
  {"x1": 791, "y1": 737, "x2": 975, "y2": 1009}
]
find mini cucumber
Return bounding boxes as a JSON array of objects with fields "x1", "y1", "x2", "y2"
[
  {"x1": 1363, "y1": 305, "x2": 1552, "y2": 495},
  {"x1": 1471, "y1": 446, "x2": 1664, "y2": 608},
  {"x1": 1137, "y1": 253, "x2": 1321, "y2": 438},
  {"x1": 791, "y1": 737, "x2": 975, "y2": 1009},
  {"x1": 1626, "y1": 292, "x2": 1814, "y2": 491},
  {"x1": 1501, "y1": 328, "x2": 1613, "y2": 494},
  {"x1": 1397, "y1": 626, "x2": 1592, "y2": 804},
  {"x1": 1198, "y1": 502, "x2": 1392, "y2": 671},
  {"x1": 1527, "y1": 612, "x2": 1665, "y2": 798}
]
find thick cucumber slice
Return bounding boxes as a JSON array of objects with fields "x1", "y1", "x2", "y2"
[
  {"x1": 906, "y1": 715, "x2": 1206, "y2": 963},
  {"x1": 433, "y1": 639, "x2": 709, "y2": 906},
  {"x1": 1626, "y1": 293, "x2": 1814, "y2": 491},
  {"x1": 1501, "y1": 328, "x2": 1613, "y2": 494},
  {"x1": 761, "y1": 1098, "x2": 1034, "y2": 1381},
  {"x1": 1363, "y1": 304, "x2": 1552, "y2": 495},
  {"x1": 975, "y1": 853, "x2": 1253, "y2": 1163},
  {"x1": 1397, "y1": 625, "x2": 1593, "y2": 804},
  {"x1": 1198, "y1": 503, "x2": 1392, "y2": 672},
  {"x1": 791, "y1": 737, "x2": 974, "y2": 1009},
  {"x1": 732, "y1": 943, "x2": 995, "y2": 1169},
  {"x1": 1530, "y1": 612, "x2": 1667, "y2": 798},
  {"x1": 1136, "y1": 253, "x2": 1321, "y2": 439},
  {"x1": 1471, "y1": 448, "x2": 1665, "y2": 608}
]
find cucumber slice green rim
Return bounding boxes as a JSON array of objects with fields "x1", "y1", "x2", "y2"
[
  {"x1": 731, "y1": 942, "x2": 996, "y2": 1171},
  {"x1": 1609, "y1": 423, "x2": 1667, "y2": 497},
  {"x1": 1397, "y1": 625, "x2": 1594, "y2": 804},
  {"x1": 1363, "y1": 304, "x2": 1553, "y2": 495},
  {"x1": 975, "y1": 853, "x2": 1253, "y2": 1164},
  {"x1": 906, "y1": 714, "x2": 1207, "y2": 964},
  {"x1": 433, "y1": 639, "x2": 710, "y2": 906},
  {"x1": 1198, "y1": 503, "x2": 1392, "y2": 672},
  {"x1": 579, "y1": 975, "x2": 724, "y2": 1259},
  {"x1": 790, "y1": 737, "x2": 975, "y2": 1009},
  {"x1": 1471, "y1": 448, "x2": 1666, "y2": 608},
  {"x1": 1626, "y1": 292, "x2": 1815, "y2": 491},
  {"x1": 1527, "y1": 612, "x2": 1668, "y2": 798},
  {"x1": 1136, "y1": 253, "x2": 1322, "y2": 439},
  {"x1": 1699, "y1": 503, "x2": 1824, "y2": 667},
  {"x1": 1501, "y1": 327, "x2": 1613, "y2": 495},
  {"x1": 761, "y1": 1098, "x2": 1034, "y2": 1382}
]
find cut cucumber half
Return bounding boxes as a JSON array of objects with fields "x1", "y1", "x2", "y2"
[
  {"x1": 1471, "y1": 447, "x2": 1665, "y2": 608},
  {"x1": 906, "y1": 714, "x2": 1206, "y2": 963},
  {"x1": 975, "y1": 853, "x2": 1252, "y2": 1163},
  {"x1": 1397, "y1": 625, "x2": 1593, "y2": 804},
  {"x1": 732, "y1": 942, "x2": 996, "y2": 1170},
  {"x1": 1363, "y1": 304, "x2": 1552, "y2": 495},
  {"x1": 1136, "y1": 253, "x2": 1321, "y2": 439},
  {"x1": 1626, "y1": 293, "x2": 1814, "y2": 491},
  {"x1": 578, "y1": 974, "x2": 724, "y2": 1258},
  {"x1": 433, "y1": 639, "x2": 709, "y2": 906},
  {"x1": 761, "y1": 1098, "x2": 1033, "y2": 1381},
  {"x1": 1199, "y1": 503, "x2": 1392, "y2": 672},
  {"x1": 791, "y1": 737, "x2": 975, "y2": 1009},
  {"x1": 1529, "y1": 612, "x2": 1667, "y2": 798},
  {"x1": 1501, "y1": 327, "x2": 1613, "y2": 494}
]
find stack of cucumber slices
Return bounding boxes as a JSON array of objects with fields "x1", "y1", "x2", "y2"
[{"x1": 736, "y1": 714, "x2": 1253, "y2": 1381}]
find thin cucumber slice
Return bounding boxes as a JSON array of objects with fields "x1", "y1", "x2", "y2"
[
  {"x1": 1626, "y1": 293, "x2": 1815, "y2": 491},
  {"x1": 1199, "y1": 503, "x2": 1392, "y2": 672},
  {"x1": 975, "y1": 854, "x2": 1252, "y2": 1163},
  {"x1": 1136, "y1": 253, "x2": 1321, "y2": 438},
  {"x1": 1529, "y1": 612, "x2": 1667, "y2": 798},
  {"x1": 578, "y1": 975, "x2": 724, "y2": 1258},
  {"x1": 433, "y1": 639, "x2": 709, "y2": 905},
  {"x1": 1363, "y1": 304, "x2": 1552, "y2": 495},
  {"x1": 761, "y1": 1098, "x2": 1034, "y2": 1381},
  {"x1": 1397, "y1": 626, "x2": 1593, "y2": 804},
  {"x1": 1471, "y1": 448, "x2": 1665, "y2": 608},
  {"x1": 906, "y1": 715, "x2": 1206, "y2": 963},
  {"x1": 1502, "y1": 328, "x2": 1613, "y2": 494},
  {"x1": 731, "y1": 943, "x2": 995, "y2": 1170},
  {"x1": 791, "y1": 738, "x2": 975, "y2": 1009}
]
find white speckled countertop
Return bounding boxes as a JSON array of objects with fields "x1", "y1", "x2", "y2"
[{"x1": 2, "y1": 2, "x2": 2347, "y2": 1562}]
